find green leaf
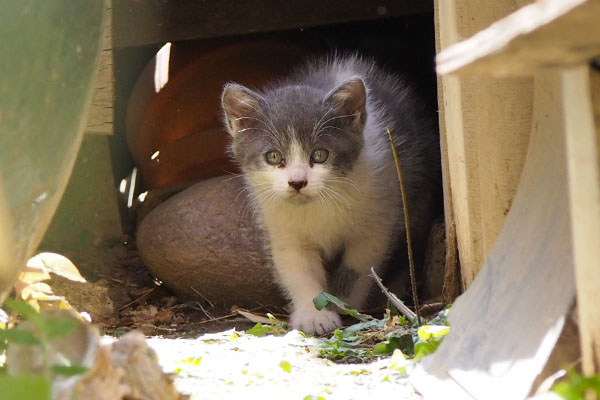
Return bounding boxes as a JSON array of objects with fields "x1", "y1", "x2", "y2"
[
  {"x1": 313, "y1": 293, "x2": 330, "y2": 311},
  {"x1": 246, "y1": 323, "x2": 271, "y2": 337},
  {"x1": 553, "y1": 369, "x2": 600, "y2": 400},
  {"x1": 179, "y1": 357, "x2": 202, "y2": 366},
  {"x1": 303, "y1": 396, "x2": 326, "y2": 400},
  {"x1": 0, "y1": 374, "x2": 51, "y2": 400},
  {"x1": 312, "y1": 293, "x2": 372, "y2": 322},
  {"x1": 414, "y1": 337, "x2": 443, "y2": 361},
  {"x1": 51, "y1": 364, "x2": 89, "y2": 377},
  {"x1": 343, "y1": 319, "x2": 383, "y2": 335},
  {"x1": 4, "y1": 299, "x2": 42, "y2": 326},
  {"x1": 0, "y1": 328, "x2": 41, "y2": 346},
  {"x1": 40, "y1": 316, "x2": 76, "y2": 339},
  {"x1": 279, "y1": 360, "x2": 292, "y2": 373},
  {"x1": 373, "y1": 341, "x2": 395, "y2": 356}
]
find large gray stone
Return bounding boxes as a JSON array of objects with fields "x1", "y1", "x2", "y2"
[{"x1": 137, "y1": 176, "x2": 286, "y2": 308}]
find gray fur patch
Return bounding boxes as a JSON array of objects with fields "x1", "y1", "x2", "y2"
[
  {"x1": 225, "y1": 81, "x2": 366, "y2": 176},
  {"x1": 329, "y1": 267, "x2": 360, "y2": 298}
]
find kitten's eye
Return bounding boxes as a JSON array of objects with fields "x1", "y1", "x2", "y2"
[
  {"x1": 265, "y1": 150, "x2": 284, "y2": 165},
  {"x1": 310, "y1": 149, "x2": 329, "y2": 164}
]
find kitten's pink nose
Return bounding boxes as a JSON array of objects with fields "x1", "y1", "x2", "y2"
[{"x1": 288, "y1": 180, "x2": 307, "y2": 192}]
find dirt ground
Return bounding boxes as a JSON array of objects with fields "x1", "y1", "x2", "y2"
[
  {"x1": 101, "y1": 329, "x2": 421, "y2": 400},
  {"x1": 79, "y1": 237, "x2": 424, "y2": 399}
]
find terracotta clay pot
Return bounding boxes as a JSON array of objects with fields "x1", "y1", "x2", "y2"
[{"x1": 126, "y1": 40, "x2": 310, "y2": 189}]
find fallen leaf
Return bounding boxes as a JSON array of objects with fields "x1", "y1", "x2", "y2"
[{"x1": 27, "y1": 253, "x2": 86, "y2": 283}]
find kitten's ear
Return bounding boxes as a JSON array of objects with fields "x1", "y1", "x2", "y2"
[
  {"x1": 221, "y1": 83, "x2": 263, "y2": 137},
  {"x1": 324, "y1": 77, "x2": 367, "y2": 127}
]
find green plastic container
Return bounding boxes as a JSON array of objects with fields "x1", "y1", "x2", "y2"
[{"x1": 0, "y1": 1, "x2": 106, "y2": 302}]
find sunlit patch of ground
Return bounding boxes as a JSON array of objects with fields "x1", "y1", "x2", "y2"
[{"x1": 107, "y1": 329, "x2": 421, "y2": 400}]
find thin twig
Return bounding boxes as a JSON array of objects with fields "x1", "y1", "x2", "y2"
[
  {"x1": 370, "y1": 267, "x2": 416, "y2": 321},
  {"x1": 196, "y1": 312, "x2": 239, "y2": 325},
  {"x1": 386, "y1": 128, "x2": 421, "y2": 326},
  {"x1": 195, "y1": 302, "x2": 213, "y2": 320},
  {"x1": 118, "y1": 288, "x2": 155, "y2": 311},
  {"x1": 190, "y1": 286, "x2": 215, "y2": 308},
  {"x1": 140, "y1": 324, "x2": 176, "y2": 332},
  {"x1": 196, "y1": 306, "x2": 269, "y2": 325}
]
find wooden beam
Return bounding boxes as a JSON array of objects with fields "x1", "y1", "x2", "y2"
[
  {"x1": 433, "y1": 0, "x2": 461, "y2": 301},
  {"x1": 563, "y1": 66, "x2": 600, "y2": 375},
  {"x1": 86, "y1": 0, "x2": 114, "y2": 135},
  {"x1": 436, "y1": 0, "x2": 533, "y2": 287},
  {"x1": 410, "y1": 71, "x2": 576, "y2": 399},
  {"x1": 113, "y1": 0, "x2": 432, "y2": 48},
  {"x1": 437, "y1": 0, "x2": 600, "y2": 76}
]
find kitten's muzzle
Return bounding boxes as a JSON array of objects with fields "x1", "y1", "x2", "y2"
[{"x1": 288, "y1": 180, "x2": 308, "y2": 192}]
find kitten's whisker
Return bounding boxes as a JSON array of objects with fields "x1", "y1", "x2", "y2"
[
  {"x1": 326, "y1": 176, "x2": 361, "y2": 193},
  {"x1": 313, "y1": 107, "x2": 336, "y2": 138},
  {"x1": 236, "y1": 116, "x2": 279, "y2": 139},
  {"x1": 317, "y1": 125, "x2": 342, "y2": 132},
  {"x1": 320, "y1": 186, "x2": 350, "y2": 211},
  {"x1": 233, "y1": 98, "x2": 281, "y2": 141},
  {"x1": 318, "y1": 112, "x2": 361, "y2": 128},
  {"x1": 222, "y1": 174, "x2": 245, "y2": 184}
]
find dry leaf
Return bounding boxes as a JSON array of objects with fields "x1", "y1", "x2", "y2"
[
  {"x1": 18, "y1": 266, "x2": 51, "y2": 285},
  {"x1": 236, "y1": 309, "x2": 283, "y2": 324},
  {"x1": 26, "y1": 252, "x2": 86, "y2": 283}
]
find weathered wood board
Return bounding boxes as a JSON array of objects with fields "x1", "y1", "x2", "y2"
[
  {"x1": 563, "y1": 67, "x2": 600, "y2": 376},
  {"x1": 85, "y1": 0, "x2": 113, "y2": 135},
  {"x1": 410, "y1": 71, "x2": 577, "y2": 399},
  {"x1": 437, "y1": 0, "x2": 600, "y2": 76},
  {"x1": 435, "y1": 0, "x2": 533, "y2": 287},
  {"x1": 435, "y1": 0, "x2": 600, "y2": 378}
]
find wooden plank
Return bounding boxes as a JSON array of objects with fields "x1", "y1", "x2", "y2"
[
  {"x1": 410, "y1": 71, "x2": 576, "y2": 400},
  {"x1": 86, "y1": 0, "x2": 113, "y2": 135},
  {"x1": 563, "y1": 66, "x2": 600, "y2": 375},
  {"x1": 113, "y1": 0, "x2": 432, "y2": 48},
  {"x1": 433, "y1": 0, "x2": 461, "y2": 301},
  {"x1": 0, "y1": 174, "x2": 17, "y2": 302},
  {"x1": 436, "y1": 0, "x2": 532, "y2": 287},
  {"x1": 437, "y1": 0, "x2": 600, "y2": 76}
]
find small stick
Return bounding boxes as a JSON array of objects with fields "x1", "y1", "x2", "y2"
[
  {"x1": 118, "y1": 287, "x2": 155, "y2": 311},
  {"x1": 196, "y1": 312, "x2": 239, "y2": 325},
  {"x1": 195, "y1": 302, "x2": 213, "y2": 320},
  {"x1": 190, "y1": 286, "x2": 215, "y2": 308},
  {"x1": 386, "y1": 128, "x2": 422, "y2": 326},
  {"x1": 370, "y1": 267, "x2": 416, "y2": 321}
]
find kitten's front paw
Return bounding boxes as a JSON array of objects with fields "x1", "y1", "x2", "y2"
[{"x1": 290, "y1": 308, "x2": 342, "y2": 335}]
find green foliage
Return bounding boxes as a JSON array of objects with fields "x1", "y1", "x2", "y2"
[
  {"x1": 413, "y1": 337, "x2": 444, "y2": 362},
  {"x1": 3, "y1": 299, "x2": 76, "y2": 341},
  {"x1": 320, "y1": 328, "x2": 373, "y2": 361},
  {"x1": 553, "y1": 369, "x2": 600, "y2": 400},
  {"x1": 313, "y1": 293, "x2": 372, "y2": 322},
  {"x1": 50, "y1": 365, "x2": 88, "y2": 377},
  {"x1": 4, "y1": 299, "x2": 42, "y2": 325},
  {"x1": 318, "y1": 303, "x2": 452, "y2": 366},
  {"x1": 0, "y1": 328, "x2": 41, "y2": 347},
  {"x1": 0, "y1": 374, "x2": 51, "y2": 400},
  {"x1": 246, "y1": 323, "x2": 271, "y2": 337},
  {"x1": 0, "y1": 299, "x2": 85, "y2": 396},
  {"x1": 246, "y1": 313, "x2": 288, "y2": 337},
  {"x1": 303, "y1": 395, "x2": 326, "y2": 400},
  {"x1": 174, "y1": 357, "x2": 202, "y2": 376},
  {"x1": 41, "y1": 317, "x2": 76, "y2": 340},
  {"x1": 279, "y1": 360, "x2": 292, "y2": 373},
  {"x1": 373, "y1": 332, "x2": 414, "y2": 356}
]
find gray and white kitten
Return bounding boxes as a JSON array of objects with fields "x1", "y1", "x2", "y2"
[{"x1": 221, "y1": 55, "x2": 440, "y2": 334}]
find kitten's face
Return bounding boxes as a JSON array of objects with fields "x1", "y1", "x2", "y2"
[{"x1": 222, "y1": 78, "x2": 366, "y2": 205}]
